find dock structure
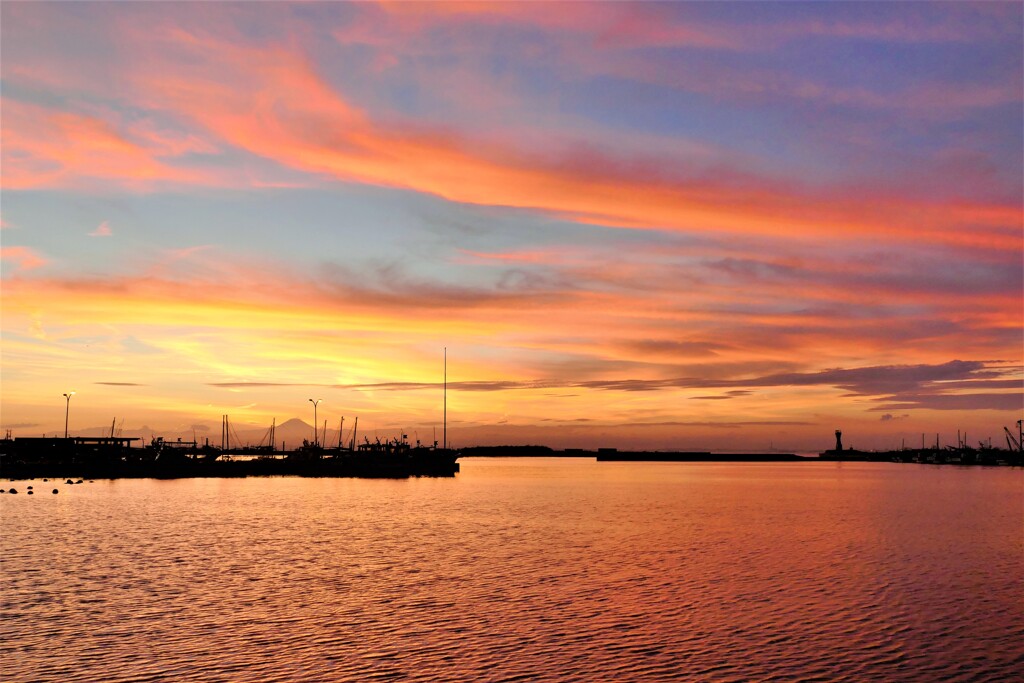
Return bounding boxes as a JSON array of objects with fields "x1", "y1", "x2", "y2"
[
  {"x1": 595, "y1": 450, "x2": 802, "y2": 462},
  {"x1": 0, "y1": 435, "x2": 459, "y2": 479},
  {"x1": 819, "y1": 426, "x2": 1023, "y2": 466},
  {"x1": 1, "y1": 436, "x2": 141, "y2": 464}
]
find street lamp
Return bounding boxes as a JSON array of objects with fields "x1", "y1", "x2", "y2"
[
  {"x1": 309, "y1": 398, "x2": 321, "y2": 447},
  {"x1": 63, "y1": 391, "x2": 76, "y2": 439}
]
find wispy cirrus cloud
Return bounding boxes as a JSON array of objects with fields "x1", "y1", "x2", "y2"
[
  {"x1": 208, "y1": 359, "x2": 1016, "y2": 414},
  {"x1": 871, "y1": 393, "x2": 1022, "y2": 412},
  {"x1": 3, "y1": 242, "x2": 1018, "y2": 377},
  {"x1": 0, "y1": 99, "x2": 212, "y2": 191},
  {"x1": 374, "y1": 2, "x2": 1017, "y2": 55},
  {"x1": 2, "y1": 7, "x2": 1018, "y2": 250},
  {"x1": 127, "y1": 42, "x2": 1015, "y2": 248}
]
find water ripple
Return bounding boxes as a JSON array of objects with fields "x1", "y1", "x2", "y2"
[{"x1": 2, "y1": 461, "x2": 1022, "y2": 682}]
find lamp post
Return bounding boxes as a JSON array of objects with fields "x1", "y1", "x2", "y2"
[
  {"x1": 63, "y1": 391, "x2": 75, "y2": 439},
  {"x1": 309, "y1": 398, "x2": 321, "y2": 447}
]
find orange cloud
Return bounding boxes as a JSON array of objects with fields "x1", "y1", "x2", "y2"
[
  {"x1": 1, "y1": 246, "x2": 48, "y2": 271},
  {"x1": 0, "y1": 99, "x2": 210, "y2": 191},
  {"x1": 118, "y1": 31, "x2": 1017, "y2": 250},
  {"x1": 3, "y1": 252, "x2": 1019, "y2": 448},
  {"x1": 3, "y1": 240, "x2": 1016, "y2": 377},
  {"x1": 3, "y1": 17, "x2": 1019, "y2": 250}
]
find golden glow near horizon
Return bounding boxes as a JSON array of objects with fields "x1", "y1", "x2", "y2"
[{"x1": 1, "y1": 2, "x2": 1021, "y2": 450}]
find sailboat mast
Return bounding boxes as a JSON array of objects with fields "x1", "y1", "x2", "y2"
[{"x1": 443, "y1": 346, "x2": 447, "y2": 450}]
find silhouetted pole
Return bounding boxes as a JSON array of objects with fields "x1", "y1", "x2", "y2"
[
  {"x1": 443, "y1": 347, "x2": 447, "y2": 450},
  {"x1": 309, "y1": 398, "x2": 321, "y2": 447},
  {"x1": 63, "y1": 392, "x2": 75, "y2": 439}
]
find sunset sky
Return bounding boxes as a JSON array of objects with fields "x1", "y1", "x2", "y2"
[{"x1": 2, "y1": 2, "x2": 1021, "y2": 451}]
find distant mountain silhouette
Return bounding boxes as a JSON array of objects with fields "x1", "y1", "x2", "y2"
[{"x1": 269, "y1": 418, "x2": 316, "y2": 449}]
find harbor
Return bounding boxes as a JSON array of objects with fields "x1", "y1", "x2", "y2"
[
  {"x1": 816, "y1": 426, "x2": 1023, "y2": 466},
  {"x1": 4, "y1": 423, "x2": 1021, "y2": 482},
  {"x1": 0, "y1": 434, "x2": 460, "y2": 480}
]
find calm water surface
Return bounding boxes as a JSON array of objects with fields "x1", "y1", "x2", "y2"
[{"x1": 2, "y1": 459, "x2": 1022, "y2": 682}]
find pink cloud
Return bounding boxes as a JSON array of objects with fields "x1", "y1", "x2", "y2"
[
  {"x1": 373, "y1": 2, "x2": 740, "y2": 50},
  {"x1": 0, "y1": 98, "x2": 212, "y2": 191},
  {"x1": 2, "y1": 6, "x2": 1019, "y2": 253},
  {"x1": 1, "y1": 246, "x2": 48, "y2": 271},
  {"x1": 121, "y1": 35, "x2": 1020, "y2": 250},
  {"x1": 371, "y1": 2, "x2": 1018, "y2": 55},
  {"x1": 88, "y1": 221, "x2": 113, "y2": 237}
]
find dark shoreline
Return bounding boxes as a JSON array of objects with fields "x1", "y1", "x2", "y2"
[
  {"x1": 1, "y1": 458, "x2": 459, "y2": 481},
  {"x1": 3, "y1": 443, "x2": 1019, "y2": 481},
  {"x1": 459, "y1": 446, "x2": 802, "y2": 460},
  {"x1": 0, "y1": 438, "x2": 461, "y2": 480},
  {"x1": 460, "y1": 445, "x2": 1020, "y2": 465},
  {"x1": 594, "y1": 451, "x2": 803, "y2": 462}
]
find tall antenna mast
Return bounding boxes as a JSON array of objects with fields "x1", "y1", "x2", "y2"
[{"x1": 443, "y1": 347, "x2": 447, "y2": 450}]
